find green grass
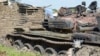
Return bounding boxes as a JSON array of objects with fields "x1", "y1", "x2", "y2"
[{"x1": 0, "y1": 45, "x2": 40, "y2": 56}]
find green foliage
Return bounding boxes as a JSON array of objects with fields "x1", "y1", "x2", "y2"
[{"x1": 0, "y1": 45, "x2": 40, "y2": 56}]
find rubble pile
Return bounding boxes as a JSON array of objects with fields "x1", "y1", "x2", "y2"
[
  {"x1": 0, "y1": 3, "x2": 21, "y2": 37},
  {"x1": 0, "y1": 2, "x2": 45, "y2": 37}
]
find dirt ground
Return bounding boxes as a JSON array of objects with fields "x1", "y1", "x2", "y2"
[{"x1": 0, "y1": 51, "x2": 6, "y2": 56}]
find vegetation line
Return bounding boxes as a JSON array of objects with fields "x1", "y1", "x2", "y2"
[{"x1": 0, "y1": 45, "x2": 40, "y2": 56}]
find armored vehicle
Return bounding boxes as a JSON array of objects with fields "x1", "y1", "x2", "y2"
[{"x1": 1, "y1": 1, "x2": 100, "y2": 56}]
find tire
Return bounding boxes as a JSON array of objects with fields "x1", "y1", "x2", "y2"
[
  {"x1": 24, "y1": 43, "x2": 33, "y2": 51},
  {"x1": 58, "y1": 50, "x2": 68, "y2": 56},
  {"x1": 33, "y1": 45, "x2": 45, "y2": 55},
  {"x1": 45, "y1": 47, "x2": 57, "y2": 56},
  {"x1": 13, "y1": 40, "x2": 24, "y2": 49}
]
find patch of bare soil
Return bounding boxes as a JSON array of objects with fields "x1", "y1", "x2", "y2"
[{"x1": 0, "y1": 51, "x2": 6, "y2": 56}]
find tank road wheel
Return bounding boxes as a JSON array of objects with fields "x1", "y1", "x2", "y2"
[
  {"x1": 58, "y1": 50, "x2": 68, "y2": 56},
  {"x1": 13, "y1": 40, "x2": 24, "y2": 50},
  {"x1": 33, "y1": 45, "x2": 45, "y2": 55},
  {"x1": 23, "y1": 43, "x2": 33, "y2": 51},
  {"x1": 45, "y1": 48, "x2": 57, "y2": 56}
]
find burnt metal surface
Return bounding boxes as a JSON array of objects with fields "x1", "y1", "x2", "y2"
[
  {"x1": 46, "y1": 15, "x2": 97, "y2": 32},
  {"x1": 72, "y1": 33, "x2": 100, "y2": 44}
]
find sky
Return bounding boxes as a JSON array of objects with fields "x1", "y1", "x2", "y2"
[{"x1": 21, "y1": 0, "x2": 100, "y2": 9}]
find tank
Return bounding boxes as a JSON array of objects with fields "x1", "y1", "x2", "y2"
[
  {"x1": 43, "y1": 7, "x2": 97, "y2": 32},
  {"x1": 0, "y1": 1, "x2": 100, "y2": 56}
]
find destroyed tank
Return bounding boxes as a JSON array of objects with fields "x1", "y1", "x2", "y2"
[
  {"x1": 1, "y1": 1, "x2": 100, "y2": 56},
  {"x1": 43, "y1": 7, "x2": 97, "y2": 33}
]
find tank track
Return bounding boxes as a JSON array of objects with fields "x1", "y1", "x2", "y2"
[{"x1": 5, "y1": 30, "x2": 100, "y2": 56}]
